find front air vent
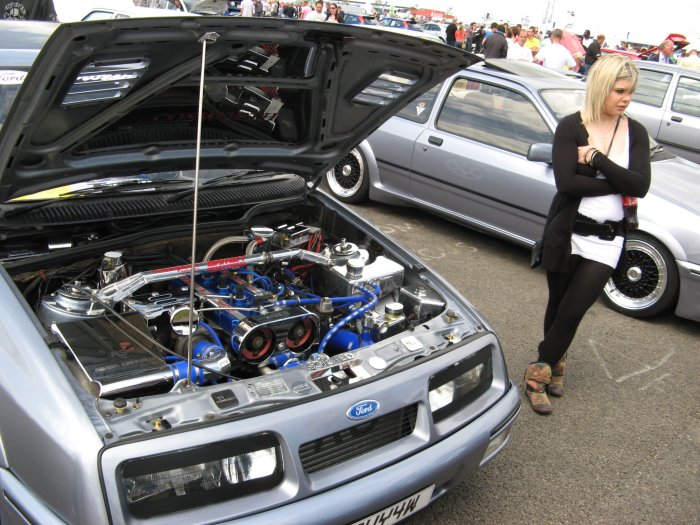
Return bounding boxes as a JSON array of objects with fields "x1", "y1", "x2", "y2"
[
  {"x1": 62, "y1": 58, "x2": 150, "y2": 107},
  {"x1": 299, "y1": 404, "x2": 418, "y2": 474}
]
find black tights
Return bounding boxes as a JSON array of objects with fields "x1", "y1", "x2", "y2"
[{"x1": 537, "y1": 255, "x2": 615, "y2": 366}]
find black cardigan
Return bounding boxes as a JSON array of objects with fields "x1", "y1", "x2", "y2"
[{"x1": 541, "y1": 111, "x2": 651, "y2": 272}]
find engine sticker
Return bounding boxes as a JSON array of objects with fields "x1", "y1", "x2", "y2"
[
  {"x1": 292, "y1": 381, "x2": 313, "y2": 395},
  {"x1": 211, "y1": 389, "x2": 239, "y2": 409},
  {"x1": 401, "y1": 336, "x2": 423, "y2": 352},
  {"x1": 247, "y1": 378, "x2": 290, "y2": 399},
  {"x1": 307, "y1": 351, "x2": 355, "y2": 371}
]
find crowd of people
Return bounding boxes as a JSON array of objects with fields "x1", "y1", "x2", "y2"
[
  {"x1": 232, "y1": 3, "x2": 699, "y2": 71},
  {"x1": 443, "y1": 20, "x2": 699, "y2": 72},
  {"x1": 238, "y1": 0, "x2": 345, "y2": 22}
]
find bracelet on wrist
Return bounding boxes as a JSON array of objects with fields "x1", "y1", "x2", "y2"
[{"x1": 585, "y1": 148, "x2": 597, "y2": 165}]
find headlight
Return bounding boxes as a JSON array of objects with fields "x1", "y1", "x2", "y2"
[
  {"x1": 428, "y1": 347, "x2": 492, "y2": 423},
  {"x1": 120, "y1": 433, "x2": 283, "y2": 518}
]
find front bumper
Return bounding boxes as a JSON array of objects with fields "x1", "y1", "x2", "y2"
[
  {"x1": 221, "y1": 382, "x2": 520, "y2": 525},
  {"x1": 0, "y1": 384, "x2": 519, "y2": 525}
]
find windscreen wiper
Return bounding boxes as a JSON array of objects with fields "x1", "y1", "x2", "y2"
[
  {"x1": 2, "y1": 179, "x2": 191, "y2": 219},
  {"x1": 165, "y1": 170, "x2": 277, "y2": 203}
]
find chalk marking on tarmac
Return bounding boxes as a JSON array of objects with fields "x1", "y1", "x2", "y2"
[
  {"x1": 589, "y1": 339, "x2": 675, "y2": 383},
  {"x1": 589, "y1": 339, "x2": 613, "y2": 380},
  {"x1": 615, "y1": 349, "x2": 675, "y2": 383},
  {"x1": 417, "y1": 248, "x2": 446, "y2": 260},
  {"x1": 377, "y1": 221, "x2": 422, "y2": 234},
  {"x1": 638, "y1": 373, "x2": 672, "y2": 391},
  {"x1": 455, "y1": 242, "x2": 478, "y2": 253}
]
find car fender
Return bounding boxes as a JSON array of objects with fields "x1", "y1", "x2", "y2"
[
  {"x1": 360, "y1": 140, "x2": 408, "y2": 206},
  {"x1": 636, "y1": 221, "x2": 688, "y2": 263}
]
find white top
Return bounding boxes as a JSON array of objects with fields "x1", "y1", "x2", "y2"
[
  {"x1": 571, "y1": 131, "x2": 629, "y2": 268},
  {"x1": 305, "y1": 10, "x2": 326, "y2": 21},
  {"x1": 536, "y1": 43, "x2": 576, "y2": 71},
  {"x1": 507, "y1": 43, "x2": 534, "y2": 61},
  {"x1": 240, "y1": 0, "x2": 254, "y2": 17}
]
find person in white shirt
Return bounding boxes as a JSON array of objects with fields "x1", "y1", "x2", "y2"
[
  {"x1": 508, "y1": 29, "x2": 535, "y2": 61},
  {"x1": 536, "y1": 28, "x2": 576, "y2": 71},
  {"x1": 240, "y1": 0, "x2": 255, "y2": 17},
  {"x1": 304, "y1": 0, "x2": 326, "y2": 20}
]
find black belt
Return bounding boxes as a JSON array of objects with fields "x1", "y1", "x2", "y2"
[{"x1": 573, "y1": 213, "x2": 624, "y2": 241}]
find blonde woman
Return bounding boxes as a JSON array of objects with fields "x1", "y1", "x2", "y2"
[{"x1": 525, "y1": 55, "x2": 651, "y2": 414}]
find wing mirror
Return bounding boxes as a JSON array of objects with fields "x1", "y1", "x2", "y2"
[{"x1": 527, "y1": 143, "x2": 553, "y2": 164}]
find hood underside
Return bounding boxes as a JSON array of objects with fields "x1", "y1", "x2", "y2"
[{"x1": 0, "y1": 17, "x2": 476, "y2": 201}]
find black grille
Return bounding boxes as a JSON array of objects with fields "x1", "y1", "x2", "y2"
[{"x1": 299, "y1": 404, "x2": 418, "y2": 474}]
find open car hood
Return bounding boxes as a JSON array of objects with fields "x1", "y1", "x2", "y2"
[{"x1": 0, "y1": 17, "x2": 475, "y2": 202}]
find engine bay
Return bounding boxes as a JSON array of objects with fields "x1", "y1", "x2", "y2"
[{"x1": 7, "y1": 200, "x2": 461, "y2": 423}]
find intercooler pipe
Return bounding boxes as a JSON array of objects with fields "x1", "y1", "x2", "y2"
[{"x1": 315, "y1": 283, "x2": 379, "y2": 356}]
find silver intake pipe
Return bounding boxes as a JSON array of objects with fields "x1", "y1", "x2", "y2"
[{"x1": 95, "y1": 243, "x2": 359, "y2": 304}]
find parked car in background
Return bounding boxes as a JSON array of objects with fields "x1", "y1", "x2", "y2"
[
  {"x1": 0, "y1": 18, "x2": 519, "y2": 525},
  {"x1": 421, "y1": 22, "x2": 447, "y2": 43},
  {"x1": 370, "y1": 24, "x2": 444, "y2": 43},
  {"x1": 327, "y1": 59, "x2": 700, "y2": 323},
  {"x1": 377, "y1": 16, "x2": 423, "y2": 32},
  {"x1": 602, "y1": 33, "x2": 690, "y2": 61},
  {"x1": 81, "y1": 5, "x2": 196, "y2": 20},
  {"x1": 0, "y1": 20, "x2": 57, "y2": 127},
  {"x1": 135, "y1": 0, "x2": 230, "y2": 14},
  {"x1": 625, "y1": 61, "x2": 700, "y2": 164},
  {"x1": 342, "y1": 12, "x2": 376, "y2": 25}
]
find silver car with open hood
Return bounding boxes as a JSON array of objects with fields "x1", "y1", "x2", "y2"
[{"x1": 0, "y1": 17, "x2": 519, "y2": 525}]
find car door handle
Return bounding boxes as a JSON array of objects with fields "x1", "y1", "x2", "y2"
[
  {"x1": 671, "y1": 116, "x2": 683, "y2": 123},
  {"x1": 428, "y1": 136, "x2": 443, "y2": 146}
]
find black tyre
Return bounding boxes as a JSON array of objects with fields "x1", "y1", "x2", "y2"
[
  {"x1": 326, "y1": 148, "x2": 369, "y2": 203},
  {"x1": 603, "y1": 232, "x2": 679, "y2": 318}
]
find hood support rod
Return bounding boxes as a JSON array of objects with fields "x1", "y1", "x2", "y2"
[{"x1": 187, "y1": 31, "x2": 220, "y2": 387}]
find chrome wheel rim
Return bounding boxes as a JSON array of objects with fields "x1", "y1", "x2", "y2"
[
  {"x1": 326, "y1": 149, "x2": 365, "y2": 198},
  {"x1": 604, "y1": 238, "x2": 668, "y2": 312}
]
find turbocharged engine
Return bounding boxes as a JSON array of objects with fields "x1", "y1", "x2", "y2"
[{"x1": 37, "y1": 224, "x2": 445, "y2": 398}]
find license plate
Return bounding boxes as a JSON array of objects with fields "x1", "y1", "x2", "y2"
[{"x1": 351, "y1": 485, "x2": 435, "y2": 525}]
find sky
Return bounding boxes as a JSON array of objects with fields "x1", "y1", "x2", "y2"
[{"x1": 416, "y1": 0, "x2": 700, "y2": 46}]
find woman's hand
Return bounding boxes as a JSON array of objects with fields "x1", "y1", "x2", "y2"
[{"x1": 578, "y1": 145, "x2": 597, "y2": 165}]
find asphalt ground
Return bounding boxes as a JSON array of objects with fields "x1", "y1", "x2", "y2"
[{"x1": 346, "y1": 199, "x2": 700, "y2": 525}]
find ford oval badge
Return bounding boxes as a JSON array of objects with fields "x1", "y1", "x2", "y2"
[{"x1": 347, "y1": 400, "x2": 380, "y2": 420}]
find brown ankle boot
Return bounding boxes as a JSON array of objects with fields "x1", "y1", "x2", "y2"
[
  {"x1": 549, "y1": 353, "x2": 567, "y2": 397},
  {"x1": 524, "y1": 362, "x2": 553, "y2": 414}
]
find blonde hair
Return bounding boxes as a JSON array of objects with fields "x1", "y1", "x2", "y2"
[{"x1": 581, "y1": 54, "x2": 638, "y2": 125}]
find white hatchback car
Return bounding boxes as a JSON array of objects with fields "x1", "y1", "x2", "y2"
[{"x1": 626, "y1": 61, "x2": 700, "y2": 164}]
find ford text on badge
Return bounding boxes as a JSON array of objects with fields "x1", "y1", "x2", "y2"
[{"x1": 347, "y1": 400, "x2": 380, "y2": 420}]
